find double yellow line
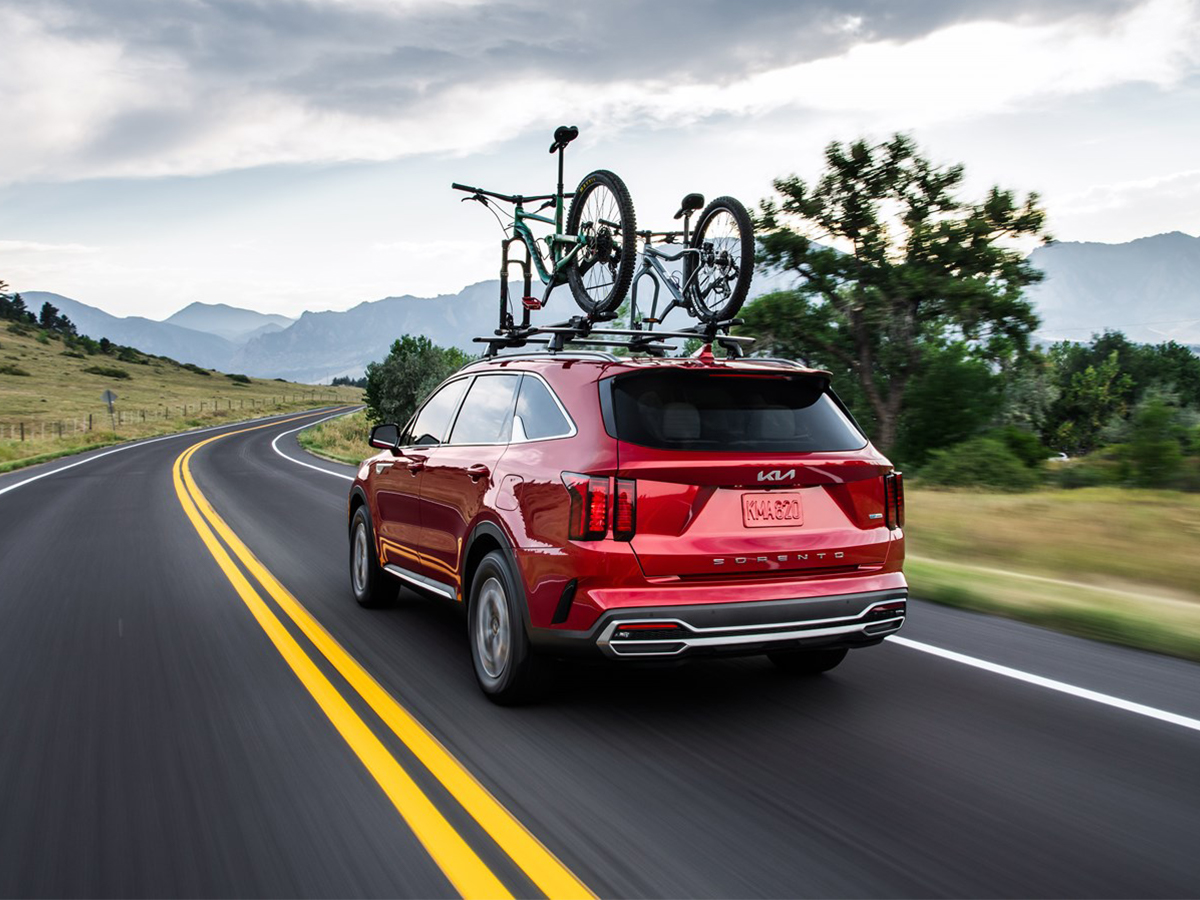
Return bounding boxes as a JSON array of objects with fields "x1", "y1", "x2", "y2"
[{"x1": 172, "y1": 411, "x2": 593, "y2": 900}]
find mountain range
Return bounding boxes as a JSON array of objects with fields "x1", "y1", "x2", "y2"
[{"x1": 19, "y1": 232, "x2": 1200, "y2": 383}]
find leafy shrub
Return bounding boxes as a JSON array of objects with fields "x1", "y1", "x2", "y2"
[
  {"x1": 61, "y1": 350, "x2": 86, "y2": 359},
  {"x1": 83, "y1": 365, "x2": 131, "y2": 380},
  {"x1": 226, "y1": 373, "x2": 251, "y2": 384},
  {"x1": 36, "y1": 332, "x2": 51, "y2": 344},
  {"x1": 1053, "y1": 462, "x2": 1109, "y2": 489},
  {"x1": 181, "y1": 363, "x2": 211, "y2": 376},
  {"x1": 988, "y1": 425, "x2": 1049, "y2": 469},
  {"x1": 0, "y1": 363, "x2": 31, "y2": 376},
  {"x1": 920, "y1": 437, "x2": 1042, "y2": 491},
  {"x1": 1128, "y1": 397, "x2": 1184, "y2": 487}
]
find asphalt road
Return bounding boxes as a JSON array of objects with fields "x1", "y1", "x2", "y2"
[{"x1": 1, "y1": 408, "x2": 1198, "y2": 898}]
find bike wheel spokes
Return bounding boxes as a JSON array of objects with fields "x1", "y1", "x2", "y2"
[
  {"x1": 566, "y1": 169, "x2": 637, "y2": 316},
  {"x1": 578, "y1": 190, "x2": 619, "y2": 297}
]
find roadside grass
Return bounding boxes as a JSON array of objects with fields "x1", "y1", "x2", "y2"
[
  {"x1": 297, "y1": 410, "x2": 373, "y2": 465},
  {"x1": 906, "y1": 486, "x2": 1200, "y2": 661},
  {"x1": 0, "y1": 327, "x2": 362, "y2": 472}
]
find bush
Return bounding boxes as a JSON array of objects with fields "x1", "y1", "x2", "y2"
[
  {"x1": 1128, "y1": 397, "x2": 1184, "y2": 487},
  {"x1": 61, "y1": 350, "x2": 86, "y2": 359},
  {"x1": 83, "y1": 365, "x2": 131, "y2": 379},
  {"x1": 920, "y1": 437, "x2": 1042, "y2": 491},
  {"x1": 989, "y1": 425, "x2": 1049, "y2": 469},
  {"x1": 181, "y1": 363, "x2": 211, "y2": 376},
  {"x1": 0, "y1": 363, "x2": 31, "y2": 376},
  {"x1": 226, "y1": 373, "x2": 251, "y2": 384}
]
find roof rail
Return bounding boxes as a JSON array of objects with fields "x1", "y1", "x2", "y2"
[{"x1": 487, "y1": 350, "x2": 622, "y2": 363}]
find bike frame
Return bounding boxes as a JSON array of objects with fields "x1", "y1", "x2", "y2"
[{"x1": 628, "y1": 237, "x2": 703, "y2": 329}]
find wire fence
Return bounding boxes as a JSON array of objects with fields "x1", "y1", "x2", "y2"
[{"x1": 0, "y1": 391, "x2": 348, "y2": 442}]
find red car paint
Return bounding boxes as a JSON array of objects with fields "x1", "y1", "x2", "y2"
[{"x1": 349, "y1": 352, "x2": 906, "y2": 661}]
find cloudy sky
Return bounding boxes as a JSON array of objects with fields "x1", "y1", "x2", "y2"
[{"x1": 1, "y1": 0, "x2": 1198, "y2": 320}]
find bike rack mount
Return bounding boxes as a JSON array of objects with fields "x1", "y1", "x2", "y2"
[{"x1": 474, "y1": 313, "x2": 754, "y2": 359}]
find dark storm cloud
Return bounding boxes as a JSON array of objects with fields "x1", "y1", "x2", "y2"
[{"x1": 20, "y1": 0, "x2": 1148, "y2": 118}]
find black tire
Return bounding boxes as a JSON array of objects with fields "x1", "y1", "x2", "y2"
[
  {"x1": 468, "y1": 550, "x2": 547, "y2": 705},
  {"x1": 683, "y1": 195, "x2": 755, "y2": 322},
  {"x1": 565, "y1": 169, "x2": 637, "y2": 316},
  {"x1": 349, "y1": 505, "x2": 397, "y2": 608},
  {"x1": 768, "y1": 647, "x2": 847, "y2": 675}
]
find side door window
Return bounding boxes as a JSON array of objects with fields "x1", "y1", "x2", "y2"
[
  {"x1": 513, "y1": 375, "x2": 573, "y2": 441},
  {"x1": 448, "y1": 374, "x2": 521, "y2": 445},
  {"x1": 404, "y1": 378, "x2": 469, "y2": 447}
]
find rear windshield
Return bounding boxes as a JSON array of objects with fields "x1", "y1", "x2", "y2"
[{"x1": 608, "y1": 369, "x2": 866, "y2": 453}]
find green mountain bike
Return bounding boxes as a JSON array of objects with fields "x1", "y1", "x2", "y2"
[{"x1": 453, "y1": 125, "x2": 637, "y2": 321}]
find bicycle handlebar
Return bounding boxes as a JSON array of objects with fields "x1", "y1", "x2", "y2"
[{"x1": 451, "y1": 183, "x2": 557, "y2": 204}]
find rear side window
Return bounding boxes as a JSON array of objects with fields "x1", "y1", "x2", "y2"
[
  {"x1": 449, "y1": 374, "x2": 520, "y2": 444},
  {"x1": 406, "y1": 378, "x2": 468, "y2": 446},
  {"x1": 608, "y1": 369, "x2": 865, "y2": 453},
  {"x1": 514, "y1": 375, "x2": 572, "y2": 440}
]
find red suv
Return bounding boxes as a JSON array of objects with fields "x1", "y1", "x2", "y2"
[{"x1": 348, "y1": 349, "x2": 906, "y2": 703}]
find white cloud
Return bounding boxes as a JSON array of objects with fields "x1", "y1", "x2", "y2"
[{"x1": 1, "y1": 0, "x2": 1196, "y2": 184}]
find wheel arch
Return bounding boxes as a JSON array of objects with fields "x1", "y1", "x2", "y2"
[
  {"x1": 462, "y1": 520, "x2": 530, "y2": 629},
  {"x1": 348, "y1": 485, "x2": 368, "y2": 526}
]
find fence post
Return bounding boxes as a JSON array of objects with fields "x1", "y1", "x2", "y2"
[
  {"x1": 20, "y1": 422, "x2": 24, "y2": 441},
  {"x1": 88, "y1": 413, "x2": 92, "y2": 431}
]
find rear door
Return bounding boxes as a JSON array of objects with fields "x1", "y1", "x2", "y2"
[{"x1": 604, "y1": 367, "x2": 893, "y2": 578}]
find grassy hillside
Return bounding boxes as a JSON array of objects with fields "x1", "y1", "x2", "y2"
[
  {"x1": 0, "y1": 324, "x2": 361, "y2": 472},
  {"x1": 906, "y1": 487, "x2": 1200, "y2": 660}
]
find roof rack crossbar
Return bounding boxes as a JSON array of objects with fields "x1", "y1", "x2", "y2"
[{"x1": 474, "y1": 313, "x2": 754, "y2": 358}]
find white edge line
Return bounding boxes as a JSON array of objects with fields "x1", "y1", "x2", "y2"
[
  {"x1": 0, "y1": 408, "x2": 344, "y2": 499},
  {"x1": 270, "y1": 408, "x2": 360, "y2": 481},
  {"x1": 888, "y1": 635, "x2": 1200, "y2": 734}
]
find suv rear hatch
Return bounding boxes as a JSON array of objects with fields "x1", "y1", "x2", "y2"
[{"x1": 601, "y1": 365, "x2": 895, "y2": 579}]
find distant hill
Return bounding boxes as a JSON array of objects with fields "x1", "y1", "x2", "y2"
[
  {"x1": 164, "y1": 302, "x2": 294, "y2": 343},
  {"x1": 1027, "y1": 232, "x2": 1200, "y2": 346},
  {"x1": 22, "y1": 292, "x2": 237, "y2": 371}
]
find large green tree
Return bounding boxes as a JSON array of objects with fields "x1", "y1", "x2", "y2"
[
  {"x1": 746, "y1": 133, "x2": 1050, "y2": 451},
  {"x1": 364, "y1": 335, "x2": 474, "y2": 425}
]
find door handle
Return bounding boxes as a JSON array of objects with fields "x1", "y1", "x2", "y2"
[
  {"x1": 406, "y1": 453, "x2": 427, "y2": 474},
  {"x1": 467, "y1": 463, "x2": 490, "y2": 481}
]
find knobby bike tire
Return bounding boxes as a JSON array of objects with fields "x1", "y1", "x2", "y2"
[
  {"x1": 683, "y1": 195, "x2": 755, "y2": 323},
  {"x1": 565, "y1": 169, "x2": 637, "y2": 316}
]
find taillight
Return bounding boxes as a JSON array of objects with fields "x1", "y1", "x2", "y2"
[
  {"x1": 884, "y1": 472, "x2": 905, "y2": 529},
  {"x1": 613, "y1": 478, "x2": 636, "y2": 541},
  {"x1": 563, "y1": 472, "x2": 610, "y2": 540},
  {"x1": 562, "y1": 473, "x2": 637, "y2": 540}
]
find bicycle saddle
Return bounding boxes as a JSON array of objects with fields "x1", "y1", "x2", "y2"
[
  {"x1": 549, "y1": 124, "x2": 579, "y2": 153},
  {"x1": 674, "y1": 192, "x2": 705, "y2": 220}
]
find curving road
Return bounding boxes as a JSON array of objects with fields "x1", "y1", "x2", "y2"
[{"x1": 1, "y1": 408, "x2": 1198, "y2": 898}]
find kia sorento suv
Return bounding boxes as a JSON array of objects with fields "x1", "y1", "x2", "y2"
[{"x1": 348, "y1": 349, "x2": 906, "y2": 703}]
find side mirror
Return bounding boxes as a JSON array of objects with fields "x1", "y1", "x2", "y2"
[{"x1": 369, "y1": 423, "x2": 400, "y2": 450}]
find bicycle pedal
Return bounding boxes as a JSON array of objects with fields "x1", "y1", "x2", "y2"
[{"x1": 522, "y1": 296, "x2": 543, "y2": 310}]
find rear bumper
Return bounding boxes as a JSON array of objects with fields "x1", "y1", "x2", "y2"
[{"x1": 529, "y1": 588, "x2": 906, "y2": 660}]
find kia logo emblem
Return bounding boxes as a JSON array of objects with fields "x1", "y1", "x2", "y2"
[{"x1": 757, "y1": 469, "x2": 795, "y2": 482}]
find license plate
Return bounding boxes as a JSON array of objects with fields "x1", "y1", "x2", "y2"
[{"x1": 742, "y1": 492, "x2": 804, "y2": 527}]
